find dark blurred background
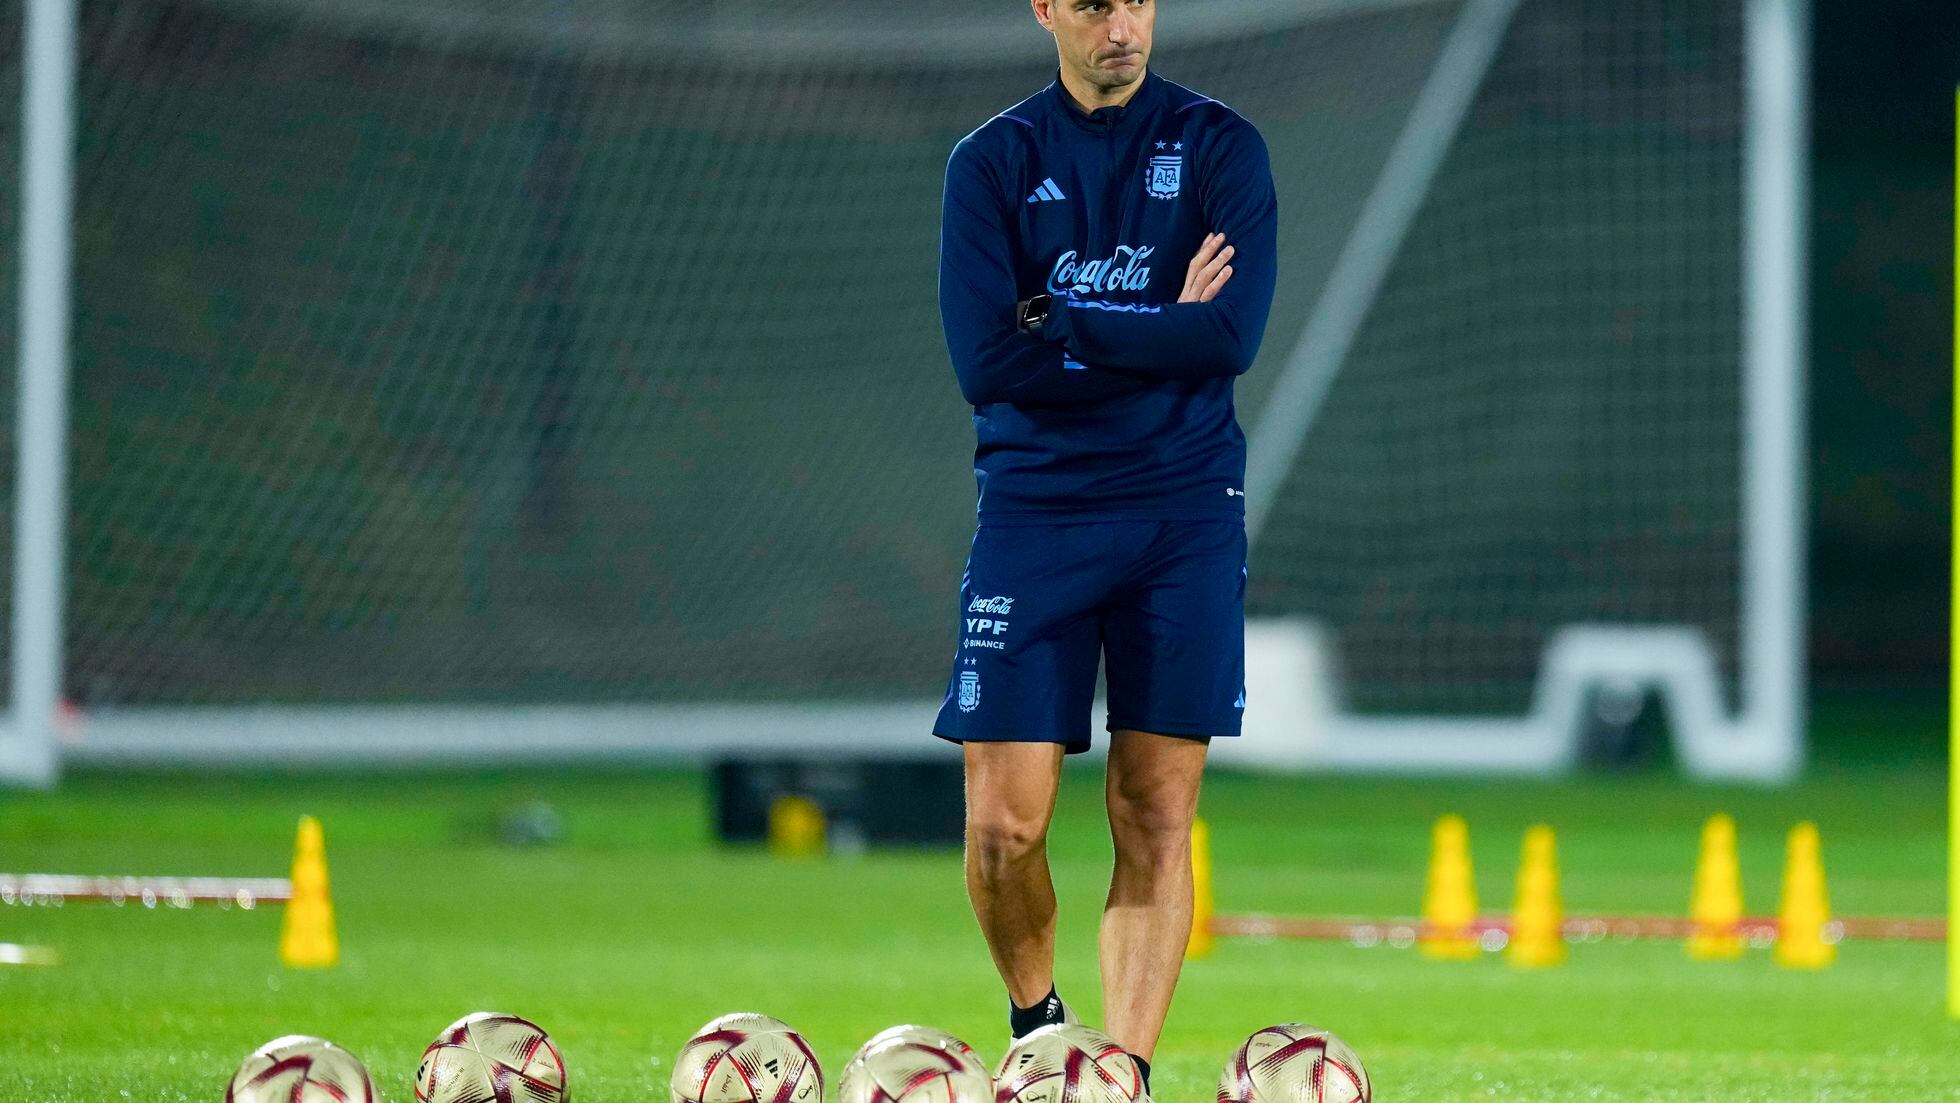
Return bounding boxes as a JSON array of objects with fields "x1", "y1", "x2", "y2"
[
  {"x1": 10, "y1": 0, "x2": 1953, "y2": 772},
  {"x1": 1809, "y1": 0, "x2": 1955, "y2": 756}
]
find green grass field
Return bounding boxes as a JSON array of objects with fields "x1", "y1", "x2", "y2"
[{"x1": 1, "y1": 758, "x2": 1954, "y2": 1102}]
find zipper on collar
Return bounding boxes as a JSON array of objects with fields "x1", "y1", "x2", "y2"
[{"x1": 1050, "y1": 71, "x2": 1157, "y2": 137}]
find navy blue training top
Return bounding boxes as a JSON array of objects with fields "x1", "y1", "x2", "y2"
[{"x1": 939, "y1": 70, "x2": 1278, "y2": 525}]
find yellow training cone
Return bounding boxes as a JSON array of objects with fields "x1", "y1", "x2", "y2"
[
  {"x1": 1420, "y1": 814, "x2": 1479, "y2": 960},
  {"x1": 769, "y1": 795, "x2": 827, "y2": 858},
  {"x1": 1687, "y1": 814, "x2": 1745, "y2": 960},
  {"x1": 1186, "y1": 816, "x2": 1216, "y2": 959},
  {"x1": 1775, "y1": 821, "x2": 1836, "y2": 969},
  {"x1": 278, "y1": 815, "x2": 338, "y2": 969},
  {"x1": 1507, "y1": 825, "x2": 1566, "y2": 969}
]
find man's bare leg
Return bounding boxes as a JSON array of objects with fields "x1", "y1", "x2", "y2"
[
  {"x1": 965, "y1": 740, "x2": 1067, "y2": 1009},
  {"x1": 1100, "y1": 729, "x2": 1209, "y2": 1064}
]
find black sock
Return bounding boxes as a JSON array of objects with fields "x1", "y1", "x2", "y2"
[
  {"x1": 1132, "y1": 1055, "x2": 1152, "y2": 1093},
  {"x1": 1008, "y1": 986, "x2": 1066, "y2": 1038}
]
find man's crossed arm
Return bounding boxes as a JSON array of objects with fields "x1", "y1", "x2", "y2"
[{"x1": 939, "y1": 124, "x2": 1278, "y2": 407}]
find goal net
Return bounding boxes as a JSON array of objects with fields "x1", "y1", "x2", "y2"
[
  {"x1": 1238, "y1": 0, "x2": 1803, "y2": 779},
  {"x1": 0, "y1": 0, "x2": 1801, "y2": 776}
]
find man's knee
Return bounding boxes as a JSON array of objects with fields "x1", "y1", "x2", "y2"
[
  {"x1": 966, "y1": 808, "x2": 1049, "y2": 875},
  {"x1": 1106, "y1": 730, "x2": 1206, "y2": 869},
  {"x1": 1107, "y1": 794, "x2": 1195, "y2": 869},
  {"x1": 964, "y1": 742, "x2": 1062, "y2": 877}
]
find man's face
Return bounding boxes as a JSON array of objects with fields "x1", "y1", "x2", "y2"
[{"x1": 1035, "y1": 0, "x2": 1154, "y2": 96}]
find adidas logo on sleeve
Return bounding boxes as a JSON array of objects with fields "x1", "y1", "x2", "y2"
[{"x1": 1025, "y1": 178, "x2": 1066, "y2": 204}]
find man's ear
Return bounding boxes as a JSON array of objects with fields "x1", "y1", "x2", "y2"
[{"x1": 1030, "y1": 0, "x2": 1054, "y2": 32}]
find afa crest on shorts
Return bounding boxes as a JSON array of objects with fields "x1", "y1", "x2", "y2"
[
  {"x1": 958, "y1": 670, "x2": 981, "y2": 712},
  {"x1": 1146, "y1": 155, "x2": 1181, "y2": 200}
]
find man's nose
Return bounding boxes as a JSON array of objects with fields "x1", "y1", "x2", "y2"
[{"x1": 1106, "y1": 6, "x2": 1136, "y2": 44}]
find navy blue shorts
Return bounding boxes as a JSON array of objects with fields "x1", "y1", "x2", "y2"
[{"x1": 932, "y1": 519, "x2": 1246, "y2": 754}]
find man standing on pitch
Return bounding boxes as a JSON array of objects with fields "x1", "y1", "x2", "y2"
[{"x1": 933, "y1": 0, "x2": 1277, "y2": 1092}]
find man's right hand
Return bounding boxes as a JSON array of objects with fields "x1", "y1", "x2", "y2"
[{"x1": 1178, "y1": 232, "x2": 1235, "y2": 303}]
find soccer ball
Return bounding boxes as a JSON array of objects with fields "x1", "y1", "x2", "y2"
[
  {"x1": 670, "y1": 1012, "x2": 823, "y2": 1103},
  {"x1": 226, "y1": 1035, "x2": 376, "y2": 1103},
  {"x1": 1217, "y1": 1023, "x2": 1369, "y2": 1103},
  {"x1": 857, "y1": 1025, "x2": 982, "y2": 1067},
  {"x1": 993, "y1": 1024, "x2": 1142, "y2": 1103},
  {"x1": 843, "y1": 1025, "x2": 984, "y2": 1086},
  {"x1": 837, "y1": 1031, "x2": 991, "y2": 1103},
  {"x1": 415, "y1": 1011, "x2": 570, "y2": 1103}
]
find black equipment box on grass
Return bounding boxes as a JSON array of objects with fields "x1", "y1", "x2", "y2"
[{"x1": 712, "y1": 758, "x2": 964, "y2": 847}]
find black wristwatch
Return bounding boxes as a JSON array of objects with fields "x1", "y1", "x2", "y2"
[{"x1": 1016, "y1": 294, "x2": 1054, "y2": 334}]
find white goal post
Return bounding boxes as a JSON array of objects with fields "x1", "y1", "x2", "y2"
[
  {"x1": 1234, "y1": 0, "x2": 1808, "y2": 781},
  {"x1": 3, "y1": 0, "x2": 75, "y2": 788},
  {"x1": 0, "y1": 0, "x2": 1807, "y2": 784}
]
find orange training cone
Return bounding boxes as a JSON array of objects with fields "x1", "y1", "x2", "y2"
[
  {"x1": 1687, "y1": 814, "x2": 1745, "y2": 960},
  {"x1": 1420, "y1": 814, "x2": 1479, "y2": 960},
  {"x1": 278, "y1": 815, "x2": 338, "y2": 969}
]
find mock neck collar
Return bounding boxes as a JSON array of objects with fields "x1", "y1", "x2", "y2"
[{"x1": 1047, "y1": 69, "x2": 1160, "y2": 135}]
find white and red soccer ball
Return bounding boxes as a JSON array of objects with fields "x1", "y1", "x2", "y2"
[
  {"x1": 415, "y1": 1011, "x2": 570, "y2": 1103},
  {"x1": 670, "y1": 1012, "x2": 824, "y2": 1103},
  {"x1": 227, "y1": 1035, "x2": 376, "y2": 1103},
  {"x1": 993, "y1": 1024, "x2": 1142, "y2": 1103},
  {"x1": 1217, "y1": 1023, "x2": 1370, "y2": 1103},
  {"x1": 838, "y1": 1025, "x2": 990, "y2": 1103},
  {"x1": 851, "y1": 1024, "x2": 982, "y2": 1071}
]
